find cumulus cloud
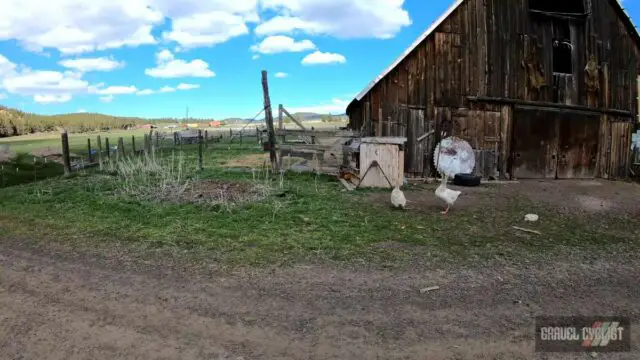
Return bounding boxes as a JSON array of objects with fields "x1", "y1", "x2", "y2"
[
  {"x1": 145, "y1": 50, "x2": 215, "y2": 78},
  {"x1": 96, "y1": 85, "x2": 138, "y2": 95},
  {"x1": 0, "y1": 53, "x2": 115, "y2": 103},
  {"x1": 135, "y1": 83, "x2": 199, "y2": 95},
  {"x1": 77, "y1": 108, "x2": 87, "y2": 112},
  {"x1": 0, "y1": 0, "x2": 410, "y2": 56},
  {"x1": 287, "y1": 97, "x2": 348, "y2": 114},
  {"x1": 274, "y1": 72, "x2": 288, "y2": 78},
  {"x1": 0, "y1": 93, "x2": 6, "y2": 100},
  {"x1": 256, "y1": 0, "x2": 411, "y2": 39},
  {"x1": 301, "y1": 51, "x2": 346, "y2": 65},
  {"x1": 177, "y1": 83, "x2": 200, "y2": 90},
  {"x1": 59, "y1": 57, "x2": 125, "y2": 72},
  {"x1": 0, "y1": 0, "x2": 162, "y2": 54},
  {"x1": 162, "y1": 12, "x2": 250, "y2": 49},
  {"x1": 250, "y1": 35, "x2": 315, "y2": 54}
]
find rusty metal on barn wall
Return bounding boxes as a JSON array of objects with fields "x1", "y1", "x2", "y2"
[{"x1": 346, "y1": 0, "x2": 640, "y2": 179}]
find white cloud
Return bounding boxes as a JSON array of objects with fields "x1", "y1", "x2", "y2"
[
  {"x1": 252, "y1": 54, "x2": 260, "y2": 60},
  {"x1": 0, "y1": 0, "x2": 410, "y2": 55},
  {"x1": 0, "y1": 0, "x2": 163, "y2": 54},
  {"x1": 301, "y1": 51, "x2": 346, "y2": 65},
  {"x1": 145, "y1": 50, "x2": 215, "y2": 78},
  {"x1": 0, "y1": 54, "x2": 93, "y2": 103},
  {"x1": 2, "y1": 70, "x2": 90, "y2": 96},
  {"x1": 34, "y1": 94, "x2": 72, "y2": 104},
  {"x1": 0, "y1": 93, "x2": 6, "y2": 99},
  {"x1": 59, "y1": 57, "x2": 124, "y2": 72},
  {"x1": 156, "y1": 49, "x2": 174, "y2": 62},
  {"x1": 256, "y1": 0, "x2": 411, "y2": 39},
  {"x1": 177, "y1": 83, "x2": 199, "y2": 90},
  {"x1": 274, "y1": 72, "x2": 288, "y2": 78},
  {"x1": 136, "y1": 89, "x2": 155, "y2": 96},
  {"x1": 162, "y1": 12, "x2": 249, "y2": 49},
  {"x1": 97, "y1": 85, "x2": 138, "y2": 95},
  {"x1": 99, "y1": 95, "x2": 114, "y2": 103},
  {"x1": 159, "y1": 85, "x2": 175, "y2": 93},
  {"x1": 250, "y1": 35, "x2": 315, "y2": 54},
  {"x1": 77, "y1": 108, "x2": 87, "y2": 112},
  {"x1": 287, "y1": 98, "x2": 348, "y2": 114},
  {"x1": 0, "y1": 55, "x2": 17, "y2": 78}
]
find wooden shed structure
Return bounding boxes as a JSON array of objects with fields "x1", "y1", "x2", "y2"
[{"x1": 346, "y1": 0, "x2": 640, "y2": 179}]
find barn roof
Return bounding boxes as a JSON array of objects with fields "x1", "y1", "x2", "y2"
[{"x1": 349, "y1": 0, "x2": 640, "y2": 106}]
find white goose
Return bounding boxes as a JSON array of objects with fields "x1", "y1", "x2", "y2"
[
  {"x1": 390, "y1": 185, "x2": 406, "y2": 209},
  {"x1": 435, "y1": 174, "x2": 461, "y2": 215}
]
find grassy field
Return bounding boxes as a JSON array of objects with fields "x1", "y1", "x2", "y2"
[
  {"x1": 1, "y1": 136, "x2": 638, "y2": 268},
  {"x1": 0, "y1": 120, "x2": 347, "y2": 155}
]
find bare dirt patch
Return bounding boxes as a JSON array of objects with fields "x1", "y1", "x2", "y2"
[
  {"x1": 183, "y1": 179, "x2": 269, "y2": 205},
  {"x1": 220, "y1": 153, "x2": 304, "y2": 170},
  {"x1": 0, "y1": 238, "x2": 639, "y2": 360},
  {"x1": 375, "y1": 179, "x2": 640, "y2": 217},
  {"x1": 0, "y1": 145, "x2": 15, "y2": 163},
  {"x1": 29, "y1": 147, "x2": 80, "y2": 164}
]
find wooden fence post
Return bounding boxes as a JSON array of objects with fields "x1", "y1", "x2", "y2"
[
  {"x1": 105, "y1": 138, "x2": 111, "y2": 159},
  {"x1": 204, "y1": 130, "x2": 208, "y2": 148},
  {"x1": 61, "y1": 130, "x2": 72, "y2": 176},
  {"x1": 311, "y1": 126, "x2": 316, "y2": 144},
  {"x1": 87, "y1": 138, "x2": 93, "y2": 163},
  {"x1": 132, "y1": 135, "x2": 136, "y2": 155},
  {"x1": 261, "y1": 70, "x2": 278, "y2": 169},
  {"x1": 97, "y1": 136, "x2": 103, "y2": 170},
  {"x1": 278, "y1": 104, "x2": 283, "y2": 130},
  {"x1": 118, "y1": 137, "x2": 125, "y2": 158},
  {"x1": 256, "y1": 126, "x2": 260, "y2": 144},
  {"x1": 198, "y1": 130, "x2": 204, "y2": 170},
  {"x1": 155, "y1": 131, "x2": 160, "y2": 149}
]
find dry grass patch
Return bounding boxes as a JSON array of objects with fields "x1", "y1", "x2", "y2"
[{"x1": 219, "y1": 153, "x2": 304, "y2": 169}]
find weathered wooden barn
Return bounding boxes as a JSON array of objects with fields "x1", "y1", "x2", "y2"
[{"x1": 346, "y1": 0, "x2": 640, "y2": 179}]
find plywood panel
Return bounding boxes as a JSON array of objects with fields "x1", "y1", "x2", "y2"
[
  {"x1": 359, "y1": 143, "x2": 402, "y2": 188},
  {"x1": 511, "y1": 107, "x2": 559, "y2": 178},
  {"x1": 556, "y1": 112, "x2": 600, "y2": 178}
]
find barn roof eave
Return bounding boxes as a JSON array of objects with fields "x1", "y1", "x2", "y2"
[{"x1": 353, "y1": 0, "x2": 465, "y2": 102}]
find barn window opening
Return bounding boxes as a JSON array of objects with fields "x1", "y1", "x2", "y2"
[
  {"x1": 529, "y1": 0, "x2": 585, "y2": 15},
  {"x1": 553, "y1": 39, "x2": 573, "y2": 74}
]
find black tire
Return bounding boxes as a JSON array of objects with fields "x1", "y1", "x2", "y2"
[{"x1": 453, "y1": 173, "x2": 481, "y2": 187}]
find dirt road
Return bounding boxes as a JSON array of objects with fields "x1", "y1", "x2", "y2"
[{"x1": 1, "y1": 238, "x2": 639, "y2": 360}]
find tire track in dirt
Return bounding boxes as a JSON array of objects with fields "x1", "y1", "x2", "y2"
[{"x1": 1, "y1": 241, "x2": 639, "y2": 359}]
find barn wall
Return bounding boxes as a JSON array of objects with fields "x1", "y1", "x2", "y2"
[
  {"x1": 347, "y1": 0, "x2": 639, "y2": 178},
  {"x1": 484, "y1": 0, "x2": 640, "y2": 112}
]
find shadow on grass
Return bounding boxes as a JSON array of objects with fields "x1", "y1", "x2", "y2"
[{"x1": 0, "y1": 153, "x2": 64, "y2": 188}]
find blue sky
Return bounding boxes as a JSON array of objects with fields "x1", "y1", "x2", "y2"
[{"x1": 0, "y1": 0, "x2": 638, "y2": 119}]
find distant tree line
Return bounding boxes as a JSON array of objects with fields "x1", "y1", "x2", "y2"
[{"x1": 0, "y1": 106, "x2": 219, "y2": 138}]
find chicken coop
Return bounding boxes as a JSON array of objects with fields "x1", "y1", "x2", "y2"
[
  {"x1": 358, "y1": 137, "x2": 406, "y2": 188},
  {"x1": 346, "y1": 0, "x2": 640, "y2": 180}
]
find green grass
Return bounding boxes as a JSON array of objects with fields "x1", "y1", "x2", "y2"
[
  {"x1": 0, "y1": 120, "x2": 347, "y2": 156},
  {"x1": 0, "y1": 153, "x2": 64, "y2": 187},
  {"x1": 1, "y1": 142, "x2": 637, "y2": 268}
]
